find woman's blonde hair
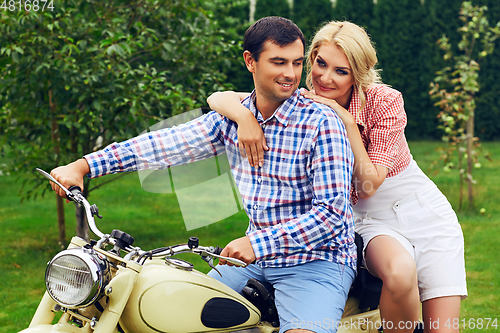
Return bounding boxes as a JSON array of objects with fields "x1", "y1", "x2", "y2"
[{"x1": 306, "y1": 21, "x2": 382, "y2": 118}]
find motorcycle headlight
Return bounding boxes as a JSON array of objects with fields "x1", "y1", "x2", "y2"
[{"x1": 45, "y1": 248, "x2": 110, "y2": 308}]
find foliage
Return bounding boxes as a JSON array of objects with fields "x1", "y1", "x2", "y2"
[
  {"x1": 0, "y1": 0, "x2": 240, "y2": 239},
  {"x1": 293, "y1": 0, "x2": 334, "y2": 43},
  {"x1": 254, "y1": 0, "x2": 290, "y2": 21},
  {"x1": 332, "y1": 0, "x2": 375, "y2": 33},
  {"x1": 204, "y1": 0, "x2": 253, "y2": 92},
  {"x1": 0, "y1": 0, "x2": 239, "y2": 194},
  {"x1": 472, "y1": 0, "x2": 500, "y2": 140},
  {"x1": 329, "y1": 0, "x2": 500, "y2": 141},
  {"x1": 371, "y1": 0, "x2": 441, "y2": 139},
  {"x1": 429, "y1": 1, "x2": 500, "y2": 210}
]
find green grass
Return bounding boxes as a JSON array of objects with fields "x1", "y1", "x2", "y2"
[
  {"x1": 409, "y1": 142, "x2": 500, "y2": 325},
  {"x1": 1, "y1": 141, "x2": 499, "y2": 332}
]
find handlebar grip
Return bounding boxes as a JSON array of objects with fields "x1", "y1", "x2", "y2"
[
  {"x1": 213, "y1": 246, "x2": 223, "y2": 256},
  {"x1": 67, "y1": 186, "x2": 82, "y2": 201}
]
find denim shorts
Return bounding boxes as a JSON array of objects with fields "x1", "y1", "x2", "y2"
[{"x1": 208, "y1": 260, "x2": 355, "y2": 333}]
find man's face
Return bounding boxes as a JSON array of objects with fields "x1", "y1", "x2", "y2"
[{"x1": 244, "y1": 39, "x2": 304, "y2": 116}]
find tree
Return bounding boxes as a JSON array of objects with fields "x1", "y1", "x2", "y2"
[
  {"x1": 472, "y1": 0, "x2": 500, "y2": 140},
  {"x1": 429, "y1": 1, "x2": 500, "y2": 210},
  {"x1": 372, "y1": 0, "x2": 438, "y2": 139},
  {"x1": 292, "y1": 0, "x2": 334, "y2": 43},
  {"x1": 205, "y1": 0, "x2": 253, "y2": 92},
  {"x1": 254, "y1": 0, "x2": 290, "y2": 21},
  {"x1": 333, "y1": 0, "x2": 375, "y2": 33},
  {"x1": 0, "y1": 0, "x2": 239, "y2": 243}
]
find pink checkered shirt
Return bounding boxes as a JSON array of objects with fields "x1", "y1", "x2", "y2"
[{"x1": 348, "y1": 84, "x2": 412, "y2": 203}]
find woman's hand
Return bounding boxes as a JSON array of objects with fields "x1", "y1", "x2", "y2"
[
  {"x1": 236, "y1": 112, "x2": 269, "y2": 168},
  {"x1": 300, "y1": 88, "x2": 355, "y2": 127},
  {"x1": 207, "y1": 91, "x2": 269, "y2": 168},
  {"x1": 300, "y1": 89, "x2": 388, "y2": 199}
]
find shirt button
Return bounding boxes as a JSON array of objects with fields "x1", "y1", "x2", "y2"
[
  {"x1": 257, "y1": 178, "x2": 262, "y2": 183},
  {"x1": 261, "y1": 124, "x2": 265, "y2": 129},
  {"x1": 253, "y1": 205, "x2": 258, "y2": 210}
]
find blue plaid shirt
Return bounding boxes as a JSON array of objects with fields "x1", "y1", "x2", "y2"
[{"x1": 84, "y1": 89, "x2": 356, "y2": 270}]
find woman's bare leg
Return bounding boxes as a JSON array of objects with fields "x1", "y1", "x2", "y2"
[
  {"x1": 422, "y1": 296, "x2": 461, "y2": 333},
  {"x1": 365, "y1": 235, "x2": 420, "y2": 333}
]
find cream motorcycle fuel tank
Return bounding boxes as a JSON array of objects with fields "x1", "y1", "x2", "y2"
[{"x1": 120, "y1": 257, "x2": 261, "y2": 333}]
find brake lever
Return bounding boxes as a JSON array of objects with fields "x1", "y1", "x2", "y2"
[
  {"x1": 200, "y1": 254, "x2": 221, "y2": 277},
  {"x1": 194, "y1": 248, "x2": 248, "y2": 268}
]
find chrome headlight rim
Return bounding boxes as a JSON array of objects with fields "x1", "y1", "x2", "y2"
[{"x1": 45, "y1": 247, "x2": 110, "y2": 309}]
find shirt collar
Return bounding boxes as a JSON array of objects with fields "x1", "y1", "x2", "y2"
[{"x1": 246, "y1": 89, "x2": 301, "y2": 127}]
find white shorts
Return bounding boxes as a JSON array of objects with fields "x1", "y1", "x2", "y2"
[{"x1": 354, "y1": 183, "x2": 468, "y2": 302}]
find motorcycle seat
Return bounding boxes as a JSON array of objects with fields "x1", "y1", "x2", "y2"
[
  {"x1": 349, "y1": 233, "x2": 383, "y2": 311},
  {"x1": 241, "y1": 278, "x2": 280, "y2": 327}
]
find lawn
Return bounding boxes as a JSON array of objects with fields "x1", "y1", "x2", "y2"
[{"x1": 0, "y1": 141, "x2": 498, "y2": 332}]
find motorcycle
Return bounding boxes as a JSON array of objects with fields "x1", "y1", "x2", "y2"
[{"x1": 19, "y1": 168, "x2": 386, "y2": 333}]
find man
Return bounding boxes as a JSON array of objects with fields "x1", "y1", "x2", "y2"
[{"x1": 50, "y1": 17, "x2": 356, "y2": 333}]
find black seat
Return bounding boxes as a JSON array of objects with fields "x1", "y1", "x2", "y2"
[
  {"x1": 349, "y1": 233, "x2": 383, "y2": 311},
  {"x1": 241, "y1": 278, "x2": 280, "y2": 327}
]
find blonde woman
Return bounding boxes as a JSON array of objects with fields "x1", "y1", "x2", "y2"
[{"x1": 207, "y1": 21, "x2": 466, "y2": 333}]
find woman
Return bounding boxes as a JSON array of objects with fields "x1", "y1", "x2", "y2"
[{"x1": 207, "y1": 21, "x2": 467, "y2": 333}]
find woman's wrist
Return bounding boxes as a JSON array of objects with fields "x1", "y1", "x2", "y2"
[{"x1": 341, "y1": 115, "x2": 358, "y2": 130}]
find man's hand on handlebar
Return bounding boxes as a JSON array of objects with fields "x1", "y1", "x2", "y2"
[
  {"x1": 219, "y1": 236, "x2": 255, "y2": 266},
  {"x1": 50, "y1": 159, "x2": 90, "y2": 201}
]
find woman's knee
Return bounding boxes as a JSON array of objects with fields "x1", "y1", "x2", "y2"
[
  {"x1": 380, "y1": 257, "x2": 417, "y2": 297},
  {"x1": 365, "y1": 236, "x2": 417, "y2": 285}
]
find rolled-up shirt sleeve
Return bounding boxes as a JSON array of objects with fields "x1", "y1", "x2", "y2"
[
  {"x1": 84, "y1": 112, "x2": 227, "y2": 178},
  {"x1": 366, "y1": 91, "x2": 406, "y2": 171}
]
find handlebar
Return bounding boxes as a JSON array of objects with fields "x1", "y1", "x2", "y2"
[
  {"x1": 151, "y1": 243, "x2": 247, "y2": 267},
  {"x1": 36, "y1": 168, "x2": 105, "y2": 240},
  {"x1": 67, "y1": 185, "x2": 83, "y2": 201},
  {"x1": 36, "y1": 168, "x2": 247, "y2": 268}
]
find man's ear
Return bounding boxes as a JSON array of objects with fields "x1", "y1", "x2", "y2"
[{"x1": 243, "y1": 50, "x2": 256, "y2": 73}]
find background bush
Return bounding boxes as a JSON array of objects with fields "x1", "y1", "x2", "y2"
[{"x1": 214, "y1": 0, "x2": 500, "y2": 141}]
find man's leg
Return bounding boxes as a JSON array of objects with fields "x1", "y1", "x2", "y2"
[
  {"x1": 207, "y1": 264, "x2": 267, "y2": 295},
  {"x1": 266, "y1": 260, "x2": 355, "y2": 333}
]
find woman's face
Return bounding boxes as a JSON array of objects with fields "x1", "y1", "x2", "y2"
[{"x1": 311, "y1": 43, "x2": 355, "y2": 108}]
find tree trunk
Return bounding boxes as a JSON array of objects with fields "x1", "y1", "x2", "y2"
[
  {"x1": 458, "y1": 151, "x2": 463, "y2": 212},
  {"x1": 466, "y1": 114, "x2": 474, "y2": 209},
  {"x1": 50, "y1": 89, "x2": 66, "y2": 245}
]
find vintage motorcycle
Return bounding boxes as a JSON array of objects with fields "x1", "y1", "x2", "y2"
[{"x1": 19, "y1": 168, "x2": 385, "y2": 333}]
